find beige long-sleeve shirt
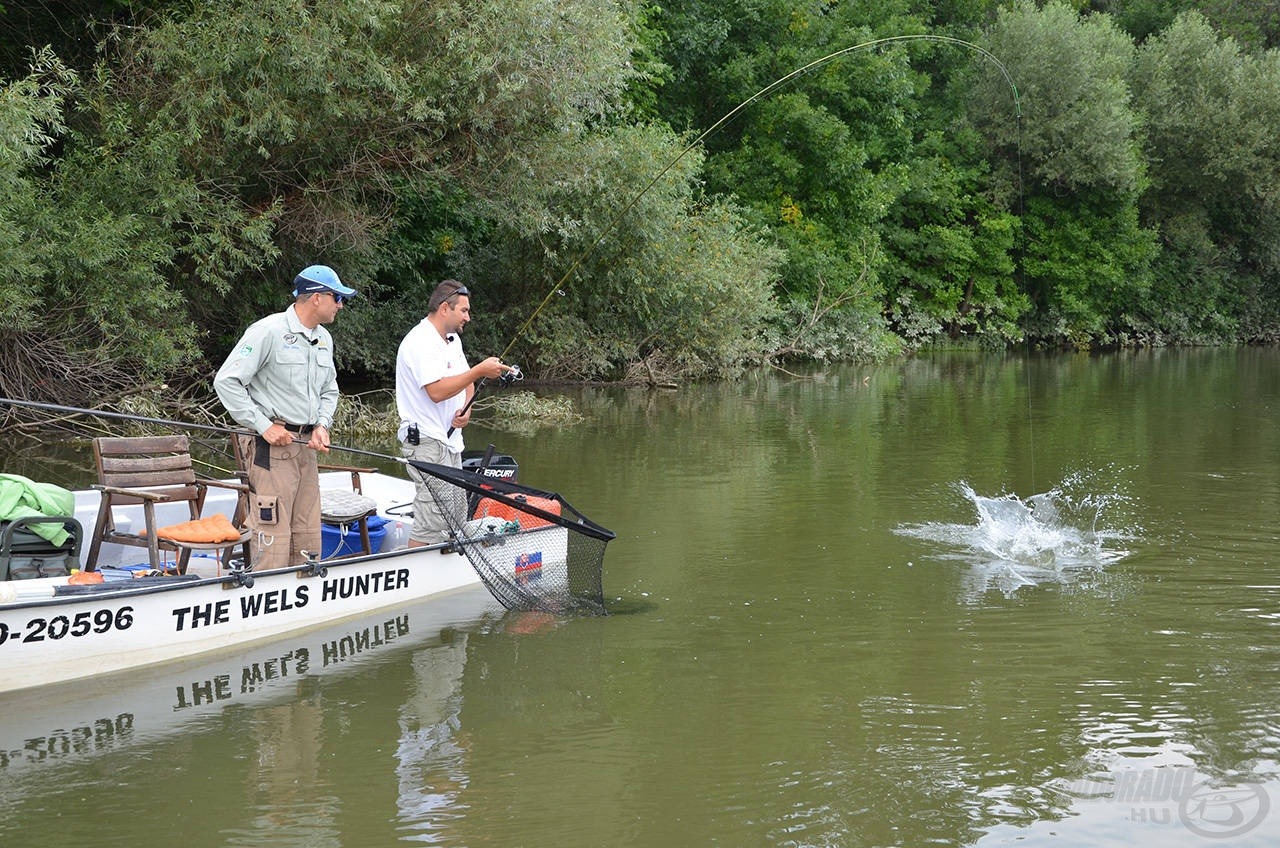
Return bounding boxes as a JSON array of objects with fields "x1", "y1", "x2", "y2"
[{"x1": 214, "y1": 305, "x2": 339, "y2": 436}]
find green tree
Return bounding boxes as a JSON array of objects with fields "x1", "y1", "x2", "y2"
[
  {"x1": 1095, "y1": 0, "x2": 1280, "y2": 50},
  {"x1": 1019, "y1": 194, "x2": 1156, "y2": 344},
  {"x1": 88, "y1": 0, "x2": 639, "y2": 360},
  {"x1": 881, "y1": 135, "x2": 1025, "y2": 346},
  {"x1": 1130, "y1": 11, "x2": 1280, "y2": 341},
  {"x1": 0, "y1": 46, "x2": 199, "y2": 406},
  {"x1": 970, "y1": 0, "x2": 1155, "y2": 347},
  {"x1": 444, "y1": 124, "x2": 785, "y2": 382},
  {"x1": 653, "y1": 0, "x2": 934, "y2": 356},
  {"x1": 0, "y1": 48, "x2": 68, "y2": 335}
]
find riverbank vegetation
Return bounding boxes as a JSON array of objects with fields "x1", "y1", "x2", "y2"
[{"x1": 2, "y1": 0, "x2": 1279, "y2": 413}]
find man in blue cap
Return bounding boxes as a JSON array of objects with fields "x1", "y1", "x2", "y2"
[{"x1": 215, "y1": 265, "x2": 357, "y2": 570}]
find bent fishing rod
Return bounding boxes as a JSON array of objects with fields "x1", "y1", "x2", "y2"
[{"x1": 2, "y1": 42, "x2": 1021, "y2": 448}]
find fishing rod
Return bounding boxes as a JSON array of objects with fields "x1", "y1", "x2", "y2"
[
  {"x1": 496, "y1": 33, "x2": 1022, "y2": 362},
  {"x1": 0, "y1": 396, "x2": 404, "y2": 466},
  {"x1": 0, "y1": 397, "x2": 253, "y2": 438},
  {"x1": 0, "y1": 394, "x2": 587, "y2": 516},
  {"x1": 0, "y1": 397, "x2": 608, "y2": 614},
  {"x1": 5, "y1": 41, "x2": 1022, "y2": 453},
  {"x1": 445, "y1": 363, "x2": 524, "y2": 438},
  {"x1": 0, "y1": 395, "x2": 605, "y2": 535}
]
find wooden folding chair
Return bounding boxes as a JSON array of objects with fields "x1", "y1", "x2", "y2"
[{"x1": 86, "y1": 435, "x2": 251, "y2": 574}]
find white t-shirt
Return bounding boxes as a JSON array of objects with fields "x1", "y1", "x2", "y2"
[{"x1": 395, "y1": 318, "x2": 471, "y2": 451}]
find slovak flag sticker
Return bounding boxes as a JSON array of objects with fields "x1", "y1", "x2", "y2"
[{"x1": 514, "y1": 551, "x2": 543, "y2": 585}]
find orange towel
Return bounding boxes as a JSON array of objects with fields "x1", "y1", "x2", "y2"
[{"x1": 149, "y1": 514, "x2": 243, "y2": 543}]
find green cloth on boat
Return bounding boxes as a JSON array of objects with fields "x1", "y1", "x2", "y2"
[{"x1": 0, "y1": 474, "x2": 75, "y2": 547}]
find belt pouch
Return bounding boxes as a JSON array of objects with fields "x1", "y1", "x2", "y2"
[{"x1": 254, "y1": 435, "x2": 272, "y2": 470}]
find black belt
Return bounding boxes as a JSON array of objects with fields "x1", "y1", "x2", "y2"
[{"x1": 253, "y1": 423, "x2": 316, "y2": 470}]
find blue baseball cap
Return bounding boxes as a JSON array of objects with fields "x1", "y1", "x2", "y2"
[{"x1": 292, "y1": 265, "x2": 357, "y2": 298}]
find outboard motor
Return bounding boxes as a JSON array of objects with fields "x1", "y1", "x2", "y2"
[
  {"x1": 462, "y1": 446, "x2": 518, "y2": 518},
  {"x1": 462, "y1": 447, "x2": 518, "y2": 481}
]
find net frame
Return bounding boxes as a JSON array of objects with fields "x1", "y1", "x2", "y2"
[{"x1": 406, "y1": 460, "x2": 614, "y2": 615}]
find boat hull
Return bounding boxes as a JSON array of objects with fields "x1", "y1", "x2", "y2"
[{"x1": 0, "y1": 545, "x2": 481, "y2": 693}]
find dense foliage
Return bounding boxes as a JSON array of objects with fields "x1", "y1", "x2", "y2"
[{"x1": 1, "y1": 0, "x2": 1279, "y2": 403}]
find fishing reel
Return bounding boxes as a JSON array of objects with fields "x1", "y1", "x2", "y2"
[{"x1": 499, "y1": 364, "x2": 524, "y2": 387}]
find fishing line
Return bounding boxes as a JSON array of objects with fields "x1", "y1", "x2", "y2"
[
  {"x1": 498, "y1": 33, "x2": 1023, "y2": 361},
  {"x1": 1008, "y1": 86, "x2": 1033, "y2": 494},
  {"x1": 11, "y1": 407, "x2": 235, "y2": 471},
  {"x1": 1024, "y1": 345, "x2": 1036, "y2": 495}
]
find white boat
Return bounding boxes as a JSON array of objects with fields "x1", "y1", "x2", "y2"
[{"x1": 0, "y1": 469, "x2": 502, "y2": 694}]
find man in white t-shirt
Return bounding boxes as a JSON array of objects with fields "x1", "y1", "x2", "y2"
[{"x1": 395, "y1": 280, "x2": 513, "y2": 547}]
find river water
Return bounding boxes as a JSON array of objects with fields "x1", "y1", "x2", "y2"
[{"x1": 1, "y1": 348, "x2": 1278, "y2": 846}]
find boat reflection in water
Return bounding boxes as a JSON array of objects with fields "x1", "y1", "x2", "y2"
[
  {"x1": 0, "y1": 584, "x2": 498, "y2": 783},
  {"x1": 394, "y1": 628, "x2": 471, "y2": 842}
]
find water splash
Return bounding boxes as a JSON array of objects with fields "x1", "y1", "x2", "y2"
[{"x1": 895, "y1": 473, "x2": 1137, "y2": 596}]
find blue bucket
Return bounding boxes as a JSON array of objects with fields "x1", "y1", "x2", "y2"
[{"x1": 320, "y1": 515, "x2": 389, "y2": 558}]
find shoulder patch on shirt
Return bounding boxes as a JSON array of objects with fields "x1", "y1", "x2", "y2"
[{"x1": 237, "y1": 344, "x2": 254, "y2": 358}]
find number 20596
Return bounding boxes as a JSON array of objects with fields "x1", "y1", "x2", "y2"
[{"x1": 0, "y1": 607, "x2": 134, "y2": 646}]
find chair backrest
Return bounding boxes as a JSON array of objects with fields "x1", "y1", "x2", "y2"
[
  {"x1": 228, "y1": 434, "x2": 252, "y2": 483},
  {"x1": 93, "y1": 435, "x2": 201, "y2": 505}
]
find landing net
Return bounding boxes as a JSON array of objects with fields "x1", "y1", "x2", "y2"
[{"x1": 406, "y1": 460, "x2": 614, "y2": 615}]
